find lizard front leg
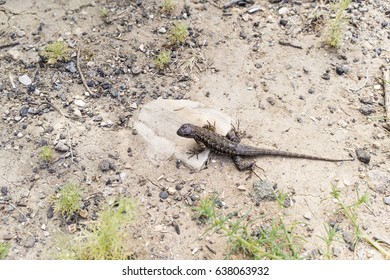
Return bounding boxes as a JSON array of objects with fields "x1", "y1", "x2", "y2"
[{"x1": 187, "y1": 140, "x2": 206, "y2": 159}]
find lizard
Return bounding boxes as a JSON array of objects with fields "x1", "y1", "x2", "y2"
[{"x1": 176, "y1": 123, "x2": 354, "y2": 171}]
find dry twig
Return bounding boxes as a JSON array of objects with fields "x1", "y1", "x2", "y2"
[{"x1": 77, "y1": 47, "x2": 93, "y2": 96}]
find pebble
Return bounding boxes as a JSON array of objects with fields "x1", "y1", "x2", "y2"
[
  {"x1": 131, "y1": 66, "x2": 142, "y2": 75},
  {"x1": 384, "y1": 197, "x2": 390, "y2": 206},
  {"x1": 373, "y1": 84, "x2": 381, "y2": 90},
  {"x1": 159, "y1": 191, "x2": 169, "y2": 199},
  {"x1": 356, "y1": 148, "x2": 371, "y2": 164},
  {"x1": 68, "y1": 224, "x2": 77, "y2": 233},
  {"x1": 43, "y1": 231, "x2": 50, "y2": 237},
  {"x1": 79, "y1": 209, "x2": 88, "y2": 218},
  {"x1": 98, "y1": 160, "x2": 111, "y2": 172},
  {"x1": 41, "y1": 224, "x2": 46, "y2": 230},
  {"x1": 1, "y1": 186, "x2": 8, "y2": 195},
  {"x1": 343, "y1": 231, "x2": 353, "y2": 245},
  {"x1": 359, "y1": 105, "x2": 375, "y2": 116},
  {"x1": 303, "y1": 212, "x2": 312, "y2": 220},
  {"x1": 321, "y1": 71, "x2": 330, "y2": 80},
  {"x1": 24, "y1": 235, "x2": 36, "y2": 248},
  {"x1": 338, "y1": 120, "x2": 348, "y2": 128},
  {"x1": 139, "y1": 44, "x2": 145, "y2": 52},
  {"x1": 237, "y1": 185, "x2": 247, "y2": 191},
  {"x1": 18, "y1": 213, "x2": 26, "y2": 223},
  {"x1": 252, "y1": 180, "x2": 277, "y2": 201},
  {"x1": 65, "y1": 61, "x2": 77, "y2": 73},
  {"x1": 18, "y1": 75, "x2": 32, "y2": 86},
  {"x1": 130, "y1": 102, "x2": 138, "y2": 109},
  {"x1": 74, "y1": 99, "x2": 86, "y2": 107},
  {"x1": 278, "y1": 7, "x2": 289, "y2": 15},
  {"x1": 167, "y1": 187, "x2": 176, "y2": 195},
  {"x1": 55, "y1": 142, "x2": 69, "y2": 152},
  {"x1": 158, "y1": 27, "x2": 166, "y2": 34},
  {"x1": 332, "y1": 247, "x2": 341, "y2": 257}
]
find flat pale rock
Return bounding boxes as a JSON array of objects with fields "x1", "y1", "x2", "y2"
[{"x1": 134, "y1": 98, "x2": 233, "y2": 170}]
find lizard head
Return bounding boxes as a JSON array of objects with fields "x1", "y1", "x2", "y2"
[{"x1": 177, "y1": 123, "x2": 196, "y2": 138}]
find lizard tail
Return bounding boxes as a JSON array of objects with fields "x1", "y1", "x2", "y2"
[{"x1": 238, "y1": 145, "x2": 354, "y2": 162}]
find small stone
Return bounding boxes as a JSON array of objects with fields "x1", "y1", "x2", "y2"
[
  {"x1": 303, "y1": 212, "x2": 312, "y2": 220},
  {"x1": 43, "y1": 231, "x2": 50, "y2": 237},
  {"x1": 167, "y1": 187, "x2": 176, "y2": 195},
  {"x1": 24, "y1": 235, "x2": 36, "y2": 248},
  {"x1": 158, "y1": 27, "x2": 166, "y2": 34},
  {"x1": 18, "y1": 213, "x2": 27, "y2": 223},
  {"x1": 130, "y1": 102, "x2": 138, "y2": 109},
  {"x1": 321, "y1": 71, "x2": 330, "y2": 80},
  {"x1": 1, "y1": 186, "x2": 8, "y2": 195},
  {"x1": 239, "y1": 30, "x2": 247, "y2": 39},
  {"x1": 278, "y1": 7, "x2": 289, "y2": 15},
  {"x1": 159, "y1": 191, "x2": 169, "y2": 199},
  {"x1": 99, "y1": 160, "x2": 111, "y2": 172},
  {"x1": 55, "y1": 142, "x2": 69, "y2": 152},
  {"x1": 356, "y1": 148, "x2": 371, "y2": 164},
  {"x1": 131, "y1": 66, "x2": 142, "y2": 75},
  {"x1": 74, "y1": 99, "x2": 86, "y2": 107},
  {"x1": 359, "y1": 105, "x2": 375, "y2": 116},
  {"x1": 41, "y1": 224, "x2": 46, "y2": 230},
  {"x1": 139, "y1": 44, "x2": 145, "y2": 52},
  {"x1": 332, "y1": 247, "x2": 341, "y2": 257},
  {"x1": 343, "y1": 231, "x2": 353, "y2": 245},
  {"x1": 341, "y1": 65, "x2": 349, "y2": 74},
  {"x1": 338, "y1": 120, "x2": 348, "y2": 128},
  {"x1": 68, "y1": 224, "x2": 77, "y2": 233},
  {"x1": 336, "y1": 66, "x2": 345, "y2": 75},
  {"x1": 237, "y1": 185, "x2": 247, "y2": 191},
  {"x1": 154, "y1": 225, "x2": 163, "y2": 231},
  {"x1": 65, "y1": 61, "x2": 77, "y2": 73},
  {"x1": 242, "y1": 13, "x2": 249, "y2": 22},
  {"x1": 266, "y1": 96, "x2": 275, "y2": 105},
  {"x1": 79, "y1": 209, "x2": 88, "y2": 218},
  {"x1": 384, "y1": 197, "x2": 390, "y2": 206},
  {"x1": 373, "y1": 84, "x2": 381, "y2": 90},
  {"x1": 252, "y1": 180, "x2": 277, "y2": 202},
  {"x1": 18, "y1": 75, "x2": 32, "y2": 86}
]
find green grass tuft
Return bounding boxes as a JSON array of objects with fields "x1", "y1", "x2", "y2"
[
  {"x1": 41, "y1": 41, "x2": 71, "y2": 64},
  {"x1": 193, "y1": 195, "x2": 304, "y2": 260},
  {"x1": 40, "y1": 146, "x2": 54, "y2": 162},
  {"x1": 326, "y1": 0, "x2": 351, "y2": 48},
  {"x1": 0, "y1": 242, "x2": 10, "y2": 259},
  {"x1": 170, "y1": 22, "x2": 189, "y2": 45},
  {"x1": 330, "y1": 185, "x2": 390, "y2": 258},
  {"x1": 57, "y1": 197, "x2": 137, "y2": 260},
  {"x1": 161, "y1": 0, "x2": 176, "y2": 14},
  {"x1": 154, "y1": 50, "x2": 171, "y2": 69},
  {"x1": 53, "y1": 183, "x2": 83, "y2": 217}
]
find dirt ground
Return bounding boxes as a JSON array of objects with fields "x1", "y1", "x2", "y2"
[{"x1": 0, "y1": 0, "x2": 389, "y2": 260}]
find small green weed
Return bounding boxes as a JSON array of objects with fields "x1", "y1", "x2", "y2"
[
  {"x1": 154, "y1": 50, "x2": 171, "y2": 69},
  {"x1": 193, "y1": 196, "x2": 304, "y2": 260},
  {"x1": 99, "y1": 7, "x2": 109, "y2": 18},
  {"x1": 40, "y1": 146, "x2": 54, "y2": 162},
  {"x1": 161, "y1": 0, "x2": 176, "y2": 14},
  {"x1": 41, "y1": 41, "x2": 71, "y2": 64},
  {"x1": 326, "y1": 0, "x2": 351, "y2": 48},
  {"x1": 0, "y1": 242, "x2": 10, "y2": 259},
  {"x1": 53, "y1": 183, "x2": 83, "y2": 217},
  {"x1": 331, "y1": 185, "x2": 390, "y2": 259},
  {"x1": 57, "y1": 197, "x2": 137, "y2": 260},
  {"x1": 170, "y1": 22, "x2": 189, "y2": 45},
  {"x1": 319, "y1": 224, "x2": 339, "y2": 260}
]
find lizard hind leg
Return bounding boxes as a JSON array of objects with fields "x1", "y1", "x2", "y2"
[{"x1": 232, "y1": 155, "x2": 255, "y2": 171}]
